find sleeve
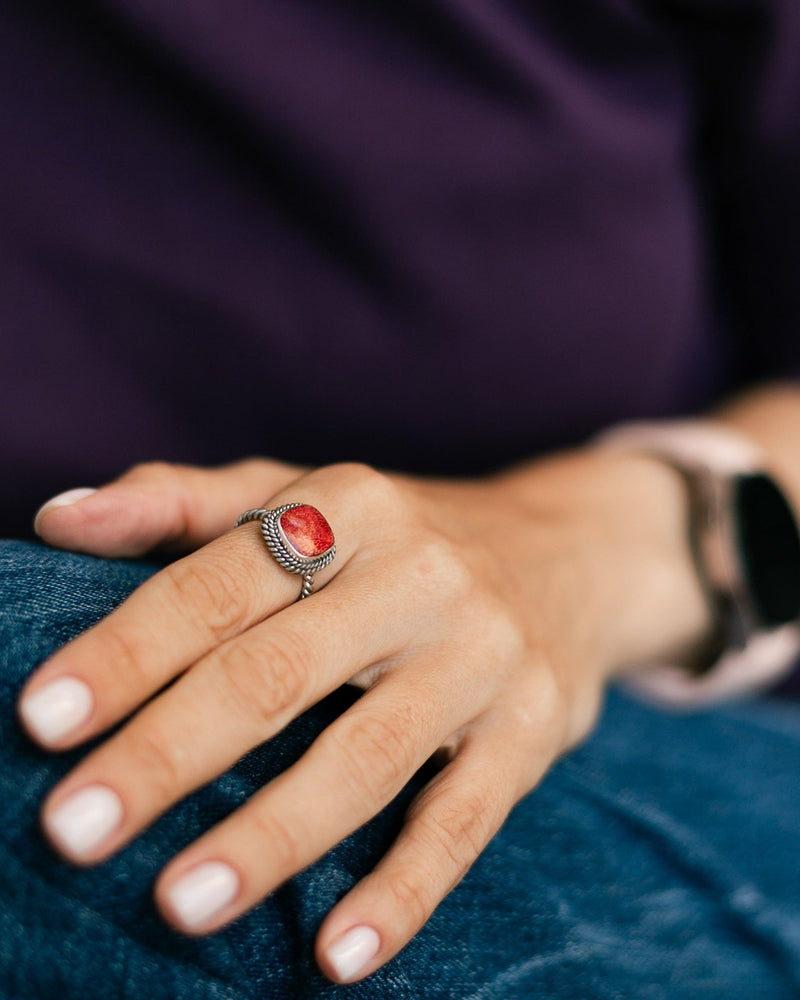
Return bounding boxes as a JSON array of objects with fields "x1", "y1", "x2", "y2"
[{"x1": 659, "y1": 0, "x2": 800, "y2": 383}]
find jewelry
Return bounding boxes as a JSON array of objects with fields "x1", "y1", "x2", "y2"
[
  {"x1": 235, "y1": 503, "x2": 336, "y2": 600},
  {"x1": 596, "y1": 420, "x2": 800, "y2": 707}
]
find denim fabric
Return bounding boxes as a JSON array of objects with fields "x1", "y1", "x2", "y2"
[{"x1": 2, "y1": 540, "x2": 800, "y2": 999}]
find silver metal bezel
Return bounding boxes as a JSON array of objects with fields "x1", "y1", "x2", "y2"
[{"x1": 235, "y1": 503, "x2": 336, "y2": 577}]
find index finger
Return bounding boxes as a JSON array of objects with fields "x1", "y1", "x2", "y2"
[{"x1": 18, "y1": 490, "x2": 355, "y2": 750}]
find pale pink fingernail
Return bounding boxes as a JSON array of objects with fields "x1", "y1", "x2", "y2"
[
  {"x1": 47, "y1": 784, "x2": 123, "y2": 859},
  {"x1": 34, "y1": 488, "x2": 97, "y2": 533},
  {"x1": 326, "y1": 926, "x2": 381, "y2": 983},
  {"x1": 19, "y1": 675, "x2": 93, "y2": 744},
  {"x1": 166, "y1": 861, "x2": 240, "y2": 930}
]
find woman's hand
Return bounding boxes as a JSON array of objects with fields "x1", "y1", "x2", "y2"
[{"x1": 18, "y1": 451, "x2": 709, "y2": 983}]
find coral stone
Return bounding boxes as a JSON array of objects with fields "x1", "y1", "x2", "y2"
[{"x1": 279, "y1": 505, "x2": 334, "y2": 558}]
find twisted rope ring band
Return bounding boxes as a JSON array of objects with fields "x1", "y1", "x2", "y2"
[{"x1": 235, "y1": 503, "x2": 336, "y2": 600}]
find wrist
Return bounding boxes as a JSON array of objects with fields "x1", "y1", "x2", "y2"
[
  {"x1": 500, "y1": 447, "x2": 713, "y2": 681},
  {"x1": 594, "y1": 418, "x2": 800, "y2": 705},
  {"x1": 576, "y1": 450, "x2": 715, "y2": 676}
]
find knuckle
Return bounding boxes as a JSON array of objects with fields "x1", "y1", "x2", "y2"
[
  {"x1": 333, "y1": 463, "x2": 402, "y2": 511},
  {"x1": 162, "y1": 558, "x2": 254, "y2": 643},
  {"x1": 102, "y1": 628, "x2": 158, "y2": 696},
  {"x1": 416, "y1": 789, "x2": 503, "y2": 868},
  {"x1": 426, "y1": 794, "x2": 498, "y2": 869},
  {"x1": 533, "y1": 660, "x2": 571, "y2": 734},
  {"x1": 482, "y1": 602, "x2": 528, "y2": 663},
  {"x1": 122, "y1": 725, "x2": 186, "y2": 800},
  {"x1": 335, "y1": 461, "x2": 386, "y2": 490},
  {"x1": 406, "y1": 537, "x2": 472, "y2": 603},
  {"x1": 544, "y1": 661, "x2": 602, "y2": 750},
  {"x1": 515, "y1": 654, "x2": 577, "y2": 756},
  {"x1": 329, "y1": 711, "x2": 417, "y2": 803},
  {"x1": 218, "y1": 634, "x2": 310, "y2": 727},
  {"x1": 384, "y1": 867, "x2": 431, "y2": 929},
  {"x1": 246, "y1": 807, "x2": 303, "y2": 873},
  {"x1": 122, "y1": 460, "x2": 180, "y2": 486}
]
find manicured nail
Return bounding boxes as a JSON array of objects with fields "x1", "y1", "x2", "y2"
[
  {"x1": 19, "y1": 675, "x2": 93, "y2": 744},
  {"x1": 166, "y1": 861, "x2": 240, "y2": 930},
  {"x1": 326, "y1": 926, "x2": 381, "y2": 983},
  {"x1": 34, "y1": 487, "x2": 97, "y2": 533},
  {"x1": 46, "y1": 785, "x2": 123, "y2": 859}
]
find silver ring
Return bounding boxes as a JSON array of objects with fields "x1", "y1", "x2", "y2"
[{"x1": 235, "y1": 503, "x2": 336, "y2": 600}]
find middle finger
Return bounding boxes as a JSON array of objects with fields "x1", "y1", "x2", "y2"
[{"x1": 39, "y1": 574, "x2": 415, "y2": 864}]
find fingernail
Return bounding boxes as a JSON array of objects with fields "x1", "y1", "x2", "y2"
[
  {"x1": 166, "y1": 861, "x2": 240, "y2": 930},
  {"x1": 19, "y1": 675, "x2": 93, "y2": 744},
  {"x1": 326, "y1": 926, "x2": 381, "y2": 983},
  {"x1": 34, "y1": 487, "x2": 97, "y2": 533},
  {"x1": 47, "y1": 785, "x2": 123, "y2": 859}
]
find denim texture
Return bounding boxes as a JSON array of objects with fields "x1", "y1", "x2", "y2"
[{"x1": 2, "y1": 539, "x2": 800, "y2": 999}]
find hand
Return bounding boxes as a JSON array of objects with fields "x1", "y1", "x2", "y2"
[{"x1": 19, "y1": 452, "x2": 709, "y2": 983}]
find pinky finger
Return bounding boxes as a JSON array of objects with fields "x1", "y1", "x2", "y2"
[{"x1": 314, "y1": 735, "x2": 528, "y2": 985}]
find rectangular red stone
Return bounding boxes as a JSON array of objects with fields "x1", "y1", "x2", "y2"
[{"x1": 279, "y1": 504, "x2": 334, "y2": 558}]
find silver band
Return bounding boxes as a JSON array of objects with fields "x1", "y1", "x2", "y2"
[{"x1": 235, "y1": 503, "x2": 336, "y2": 600}]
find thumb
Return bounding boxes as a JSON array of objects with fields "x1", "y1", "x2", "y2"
[{"x1": 33, "y1": 458, "x2": 305, "y2": 558}]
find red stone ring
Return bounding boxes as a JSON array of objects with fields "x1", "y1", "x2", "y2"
[{"x1": 235, "y1": 503, "x2": 336, "y2": 600}]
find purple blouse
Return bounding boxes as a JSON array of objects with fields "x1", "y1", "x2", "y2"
[{"x1": 1, "y1": 0, "x2": 799, "y2": 538}]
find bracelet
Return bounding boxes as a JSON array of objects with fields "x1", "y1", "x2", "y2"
[{"x1": 595, "y1": 421, "x2": 800, "y2": 707}]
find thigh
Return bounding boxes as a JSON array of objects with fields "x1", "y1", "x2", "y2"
[
  {"x1": 447, "y1": 691, "x2": 800, "y2": 1000},
  {"x1": 0, "y1": 542, "x2": 433, "y2": 999},
  {"x1": 2, "y1": 541, "x2": 800, "y2": 999}
]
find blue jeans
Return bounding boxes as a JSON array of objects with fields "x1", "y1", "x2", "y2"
[{"x1": 2, "y1": 540, "x2": 800, "y2": 999}]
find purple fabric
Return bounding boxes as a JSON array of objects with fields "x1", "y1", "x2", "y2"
[{"x1": 1, "y1": 1, "x2": 800, "y2": 538}]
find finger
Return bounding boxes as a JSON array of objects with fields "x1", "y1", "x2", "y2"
[
  {"x1": 19, "y1": 527, "x2": 282, "y2": 748},
  {"x1": 315, "y1": 730, "x2": 542, "y2": 984},
  {"x1": 34, "y1": 458, "x2": 304, "y2": 557},
  {"x1": 37, "y1": 575, "x2": 417, "y2": 864},
  {"x1": 19, "y1": 479, "x2": 355, "y2": 750},
  {"x1": 152, "y1": 659, "x2": 482, "y2": 936}
]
